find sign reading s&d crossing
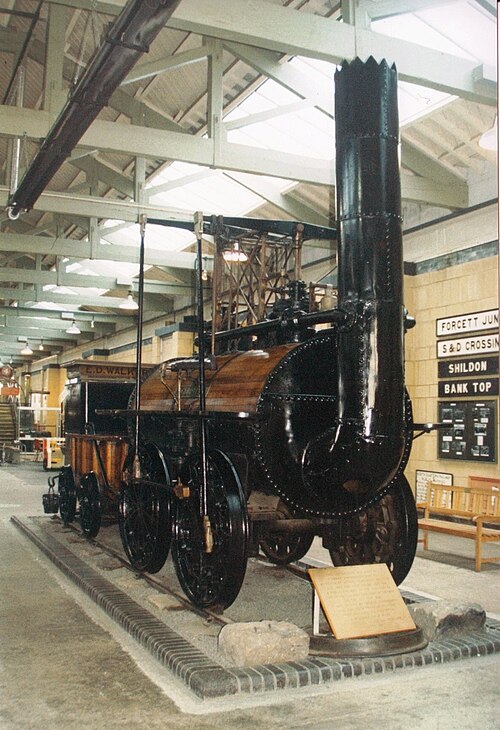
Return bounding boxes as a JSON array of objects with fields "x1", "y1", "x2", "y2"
[{"x1": 437, "y1": 333, "x2": 499, "y2": 358}]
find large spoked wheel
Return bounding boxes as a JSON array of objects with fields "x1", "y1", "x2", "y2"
[
  {"x1": 79, "y1": 472, "x2": 101, "y2": 539},
  {"x1": 58, "y1": 466, "x2": 77, "y2": 525},
  {"x1": 260, "y1": 501, "x2": 314, "y2": 565},
  {"x1": 172, "y1": 450, "x2": 249, "y2": 609},
  {"x1": 119, "y1": 444, "x2": 171, "y2": 573},
  {"x1": 328, "y1": 474, "x2": 418, "y2": 585}
]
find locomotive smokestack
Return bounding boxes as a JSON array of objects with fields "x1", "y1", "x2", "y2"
[{"x1": 303, "y1": 57, "x2": 406, "y2": 500}]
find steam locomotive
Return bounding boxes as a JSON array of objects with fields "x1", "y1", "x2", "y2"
[{"x1": 58, "y1": 57, "x2": 423, "y2": 610}]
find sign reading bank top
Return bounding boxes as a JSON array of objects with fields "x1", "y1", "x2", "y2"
[{"x1": 436, "y1": 309, "x2": 499, "y2": 358}]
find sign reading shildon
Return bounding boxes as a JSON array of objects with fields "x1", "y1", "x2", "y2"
[
  {"x1": 438, "y1": 356, "x2": 498, "y2": 378},
  {"x1": 437, "y1": 333, "x2": 499, "y2": 358},
  {"x1": 436, "y1": 309, "x2": 498, "y2": 337}
]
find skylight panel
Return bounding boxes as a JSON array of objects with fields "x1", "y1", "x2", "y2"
[
  {"x1": 373, "y1": 3, "x2": 494, "y2": 64},
  {"x1": 414, "y1": 1, "x2": 496, "y2": 66}
]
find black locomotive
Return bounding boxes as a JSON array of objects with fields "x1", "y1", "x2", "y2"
[{"x1": 59, "y1": 57, "x2": 424, "y2": 610}]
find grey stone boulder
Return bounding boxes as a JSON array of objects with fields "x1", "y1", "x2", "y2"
[
  {"x1": 409, "y1": 600, "x2": 486, "y2": 642},
  {"x1": 218, "y1": 620, "x2": 310, "y2": 666}
]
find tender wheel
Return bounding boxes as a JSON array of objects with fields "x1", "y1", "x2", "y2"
[
  {"x1": 119, "y1": 444, "x2": 171, "y2": 573},
  {"x1": 260, "y1": 501, "x2": 314, "y2": 565},
  {"x1": 328, "y1": 474, "x2": 418, "y2": 585},
  {"x1": 58, "y1": 466, "x2": 77, "y2": 524},
  {"x1": 79, "y1": 472, "x2": 101, "y2": 539},
  {"x1": 172, "y1": 450, "x2": 248, "y2": 609}
]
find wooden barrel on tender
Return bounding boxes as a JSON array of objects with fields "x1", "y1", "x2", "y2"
[{"x1": 68, "y1": 433, "x2": 129, "y2": 495}]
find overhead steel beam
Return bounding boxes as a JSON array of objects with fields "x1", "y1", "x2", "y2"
[
  {"x1": 0, "y1": 285, "x2": 165, "y2": 309},
  {"x1": 30, "y1": 0, "x2": 498, "y2": 105},
  {"x1": 8, "y1": 0, "x2": 183, "y2": 216},
  {"x1": 400, "y1": 174, "x2": 468, "y2": 209},
  {"x1": 122, "y1": 45, "x2": 209, "y2": 86},
  {"x1": 69, "y1": 154, "x2": 135, "y2": 198},
  {"x1": 401, "y1": 139, "x2": 469, "y2": 201},
  {"x1": 0, "y1": 228, "x2": 203, "y2": 270},
  {"x1": 223, "y1": 42, "x2": 333, "y2": 117},
  {"x1": 80, "y1": 121, "x2": 334, "y2": 184},
  {"x1": 0, "y1": 266, "x2": 192, "y2": 296},
  {"x1": 1, "y1": 183, "x2": 196, "y2": 226},
  {"x1": 0, "y1": 305, "x2": 130, "y2": 324},
  {"x1": 167, "y1": 0, "x2": 496, "y2": 105},
  {"x1": 0, "y1": 327, "x2": 91, "y2": 341},
  {"x1": 0, "y1": 106, "x2": 480, "y2": 203},
  {"x1": 110, "y1": 87, "x2": 186, "y2": 133},
  {"x1": 223, "y1": 171, "x2": 331, "y2": 227},
  {"x1": 0, "y1": 111, "x2": 334, "y2": 183}
]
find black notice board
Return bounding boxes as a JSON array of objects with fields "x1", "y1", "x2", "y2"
[{"x1": 438, "y1": 400, "x2": 497, "y2": 463}]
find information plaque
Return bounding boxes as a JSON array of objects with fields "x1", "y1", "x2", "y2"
[
  {"x1": 308, "y1": 564, "x2": 416, "y2": 640},
  {"x1": 438, "y1": 400, "x2": 497, "y2": 462},
  {"x1": 415, "y1": 469, "x2": 453, "y2": 503}
]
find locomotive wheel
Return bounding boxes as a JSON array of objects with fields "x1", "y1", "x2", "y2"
[
  {"x1": 58, "y1": 466, "x2": 77, "y2": 525},
  {"x1": 328, "y1": 474, "x2": 418, "y2": 585},
  {"x1": 79, "y1": 472, "x2": 101, "y2": 539},
  {"x1": 172, "y1": 450, "x2": 248, "y2": 609},
  {"x1": 260, "y1": 501, "x2": 314, "y2": 565},
  {"x1": 119, "y1": 444, "x2": 171, "y2": 574}
]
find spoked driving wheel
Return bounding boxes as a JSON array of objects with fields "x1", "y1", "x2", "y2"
[
  {"x1": 58, "y1": 466, "x2": 77, "y2": 525},
  {"x1": 172, "y1": 450, "x2": 249, "y2": 609},
  {"x1": 79, "y1": 472, "x2": 101, "y2": 539},
  {"x1": 259, "y1": 500, "x2": 314, "y2": 565},
  {"x1": 328, "y1": 474, "x2": 418, "y2": 585},
  {"x1": 119, "y1": 444, "x2": 171, "y2": 573}
]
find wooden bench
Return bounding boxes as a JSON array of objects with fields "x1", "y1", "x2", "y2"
[{"x1": 417, "y1": 478, "x2": 500, "y2": 572}]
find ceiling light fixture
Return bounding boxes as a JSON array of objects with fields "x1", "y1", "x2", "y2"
[
  {"x1": 21, "y1": 341, "x2": 33, "y2": 356},
  {"x1": 66, "y1": 320, "x2": 81, "y2": 334},
  {"x1": 119, "y1": 291, "x2": 139, "y2": 310},
  {"x1": 222, "y1": 242, "x2": 248, "y2": 263},
  {"x1": 38, "y1": 339, "x2": 44, "y2": 351},
  {"x1": 479, "y1": 115, "x2": 497, "y2": 151},
  {"x1": 90, "y1": 317, "x2": 95, "y2": 329}
]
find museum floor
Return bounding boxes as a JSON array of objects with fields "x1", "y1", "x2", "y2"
[{"x1": 1, "y1": 462, "x2": 499, "y2": 729}]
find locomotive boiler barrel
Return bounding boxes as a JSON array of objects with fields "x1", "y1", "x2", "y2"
[
  {"x1": 302, "y1": 57, "x2": 407, "y2": 497},
  {"x1": 139, "y1": 345, "x2": 297, "y2": 414}
]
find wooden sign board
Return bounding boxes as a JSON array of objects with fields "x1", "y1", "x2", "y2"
[{"x1": 308, "y1": 564, "x2": 416, "y2": 640}]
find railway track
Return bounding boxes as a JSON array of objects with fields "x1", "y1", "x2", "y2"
[{"x1": 58, "y1": 517, "x2": 313, "y2": 627}]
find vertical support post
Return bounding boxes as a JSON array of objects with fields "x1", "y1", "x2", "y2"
[
  {"x1": 44, "y1": 5, "x2": 67, "y2": 116},
  {"x1": 133, "y1": 214, "x2": 146, "y2": 479},
  {"x1": 9, "y1": 69, "x2": 24, "y2": 194},
  {"x1": 206, "y1": 38, "x2": 224, "y2": 167},
  {"x1": 194, "y1": 212, "x2": 212, "y2": 552}
]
